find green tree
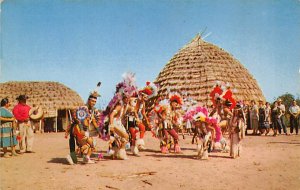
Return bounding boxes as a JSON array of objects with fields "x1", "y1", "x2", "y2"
[{"x1": 277, "y1": 93, "x2": 296, "y2": 109}]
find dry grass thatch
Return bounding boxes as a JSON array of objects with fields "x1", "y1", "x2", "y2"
[
  {"x1": 0, "y1": 81, "x2": 84, "y2": 118},
  {"x1": 155, "y1": 34, "x2": 265, "y2": 105}
]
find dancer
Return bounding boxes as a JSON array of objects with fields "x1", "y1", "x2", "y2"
[
  {"x1": 209, "y1": 81, "x2": 223, "y2": 108},
  {"x1": 229, "y1": 103, "x2": 246, "y2": 159},
  {"x1": 101, "y1": 72, "x2": 137, "y2": 160},
  {"x1": 209, "y1": 82, "x2": 235, "y2": 135},
  {"x1": 155, "y1": 96, "x2": 181, "y2": 154},
  {"x1": 80, "y1": 82, "x2": 102, "y2": 147},
  {"x1": 135, "y1": 81, "x2": 158, "y2": 150},
  {"x1": 169, "y1": 93, "x2": 185, "y2": 140},
  {"x1": 124, "y1": 94, "x2": 141, "y2": 156},
  {"x1": 183, "y1": 106, "x2": 214, "y2": 159}
]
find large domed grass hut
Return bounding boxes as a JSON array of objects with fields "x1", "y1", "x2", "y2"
[
  {"x1": 155, "y1": 34, "x2": 265, "y2": 105},
  {"x1": 0, "y1": 81, "x2": 84, "y2": 132}
]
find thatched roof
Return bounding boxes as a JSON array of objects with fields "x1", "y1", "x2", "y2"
[
  {"x1": 0, "y1": 81, "x2": 84, "y2": 117},
  {"x1": 155, "y1": 34, "x2": 265, "y2": 105}
]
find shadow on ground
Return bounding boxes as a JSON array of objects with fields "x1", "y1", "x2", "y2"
[{"x1": 47, "y1": 157, "x2": 69, "y2": 165}]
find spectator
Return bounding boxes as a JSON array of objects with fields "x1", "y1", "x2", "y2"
[
  {"x1": 277, "y1": 98, "x2": 288, "y2": 135},
  {"x1": 30, "y1": 104, "x2": 43, "y2": 133},
  {"x1": 250, "y1": 100, "x2": 259, "y2": 135},
  {"x1": 258, "y1": 100, "x2": 266, "y2": 135},
  {"x1": 271, "y1": 101, "x2": 283, "y2": 136},
  {"x1": 0, "y1": 98, "x2": 19, "y2": 157},
  {"x1": 289, "y1": 100, "x2": 299, "y2": 135},
  {"x1": 13, "y1": 95, "x2": 34, "y2": 153},
  {"x1": 264, "y1": 102, "x2": 272, "y2": 136},
  {"x1": 243, "y1": 101, "x2": 251, "y2": 135}
]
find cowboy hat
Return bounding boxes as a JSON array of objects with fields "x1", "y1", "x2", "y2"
[{"x1": 16, "y1": 95, "x2": 29, "y2": 101}]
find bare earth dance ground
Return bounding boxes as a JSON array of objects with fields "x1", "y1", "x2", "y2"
[{"x1": 1, "y1": 131, "x2": 300, "y2": 190}]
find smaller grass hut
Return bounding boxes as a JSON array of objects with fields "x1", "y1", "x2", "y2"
[{"x1": 0, "y1": 81, "x2": 84, "y2": 132}]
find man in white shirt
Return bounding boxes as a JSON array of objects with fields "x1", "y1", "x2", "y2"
[{"x1": 289, "y1": 100, "x2": 300, "y2": 135}]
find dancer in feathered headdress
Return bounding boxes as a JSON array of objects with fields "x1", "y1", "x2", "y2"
[
  {"x1": 154, "y1": 93, "x2": 182, "y2": 154},
  {"x1": 65, "y1": 82, "x2": 102, "y2": 164},
  {"x1": 169, "y1": 92, "x2": 185, "y2": 139},
  {"x1": 222, "y1": 83, "x2": 236, "y2": 110},
  {"x1": 209, "y1": 81, "x2": 223, "y2": 107},
  {"x1": 229, "y1": 102, "x2": 246, "y2": 159},
  {"x1": 153, "y1": 99, "x2": 172, "y2": 153},
  {"x1": 128, "y1": 81, "x2": 158, "y2": 152},
  {"x1": 104, "y1": 72, "x2": 138, "y2": 160},
  {"x1": 209, "y1": 81, "x2": 235, "y2": 135},
  {"x1": 183, "y1": 106, "x2": 224, "y2": 159}
]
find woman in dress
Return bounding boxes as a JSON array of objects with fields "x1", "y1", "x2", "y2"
[
  {"x1": 0, "y1": 98, "x2": 19, "y2": 158},
  {"x1": 264, "y1": 102, "x2": 272, "y2": 136},
  {"x1": 271, "y1": 101, "x2": 283, "y2": 136},
  {"x1": 250, "y1": 100, "x2": 259, "y2": 135},
  {"x1": 258, "y1": 100, "x2": 266, "y2": 135}
]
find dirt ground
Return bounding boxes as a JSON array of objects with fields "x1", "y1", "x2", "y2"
[{"x1": 1, "y1": 131, "x2": 300, "y2": 190}]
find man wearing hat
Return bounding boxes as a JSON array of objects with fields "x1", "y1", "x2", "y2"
[
  {"x1": 13, "y1": 95, "x2": 33, "y2": 153},
  {"x1": 277, "y1": 98, "x2": 287, "y2": 135}
]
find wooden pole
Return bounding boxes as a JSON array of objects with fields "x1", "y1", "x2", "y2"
[
  {"x1": 39, "y1": 120, "x2": 42, "y2": 133},
  {"x1": 55, "y1": 109, "x2": 58, "y2": 133},
  {"x1": 65, "y1": 109, "x2": 68, "y2": 131}
]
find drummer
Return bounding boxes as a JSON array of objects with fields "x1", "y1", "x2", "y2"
[
  {"x1": 13, "y1": 95, "x2": 34, "y2": 153},
  {"x1": 30, "y1": 104, "x2": 44, "y2": 133}
]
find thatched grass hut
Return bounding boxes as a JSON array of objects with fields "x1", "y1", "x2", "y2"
[
  {"x1": 155, "y1": 34, "x2": 265, "y2": 105},
  {"x1": 0, "y1": 81, "x2": 84, "y2": 132}
]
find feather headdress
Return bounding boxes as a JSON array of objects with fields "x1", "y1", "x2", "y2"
[
  {"x1": 115, "y1": 72, "x2": 138, "y2": 98},
  {"x1": 139, "y1": 81, "x2": 158, "y2": 98},
  {"x1": 169, "y1": 92, "x2": 183, "y2": 105},
  {"x1": 105, "y1": 72, "x2": 138, "y2": 115},
  {"x1": 183, "y1": 106, "x2": 208, "y2": 122},
  {"x1": 89, "y1": 82, "x2": 101, "y2": 99},
  {"x1": 154, "y1": 99, "x2": 170, "y2": 114}
]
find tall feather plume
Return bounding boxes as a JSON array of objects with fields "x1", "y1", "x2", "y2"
[{"x1": 90, "y1": 81, "x2": 101, "y2": 98}]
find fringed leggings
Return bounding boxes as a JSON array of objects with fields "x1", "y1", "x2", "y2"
[
  {"x1": 137, "y1": 123, "x2": 146, "y2": 138},
  {"x1": 162, "y1": 128, "x2": 179, "y2": 144}
]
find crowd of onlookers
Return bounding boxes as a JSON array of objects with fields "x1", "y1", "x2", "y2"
[
  {"x1": 1, "y1": 93, "x2": 299, "y2": 159},
  {"x1": 243, "y1": 98, "x2": 300, "y2": 136}
]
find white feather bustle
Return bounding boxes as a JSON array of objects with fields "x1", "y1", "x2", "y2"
[{"x1": 116, "y1": 148, "x2": 128, "y2": 160}]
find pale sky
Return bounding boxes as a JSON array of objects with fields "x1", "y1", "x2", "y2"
[{"x1": 1, "y1": 0, "x2": 300, "y2": 108}]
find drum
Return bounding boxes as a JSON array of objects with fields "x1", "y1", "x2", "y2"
[{"x1": 29, "y1": 107, "x2": 44, "y2": 120}]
